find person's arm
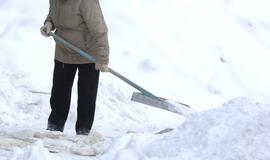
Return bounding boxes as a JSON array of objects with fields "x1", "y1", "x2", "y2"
[{"x1": 80, "y1": 0, "x2": 109, "y2": 65}]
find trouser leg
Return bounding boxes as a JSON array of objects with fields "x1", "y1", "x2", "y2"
[
  {"x1": 76, "y1": 63, "x2": 100, "y2": 135},
  {"x1": 48, "y1": 60, "x2": 77, "y2": 132}
]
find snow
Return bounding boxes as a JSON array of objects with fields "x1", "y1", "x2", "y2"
[
  {"x1": 100, "y1": 97, "x2": 270, "y2": 160},
  {"x1": 9, "y1": 141, "x2": 61, "y2": 160},
  {"x1": 1, "y1": 0, "x2": 270, "y2": 159},
  {"x1": 145, "y1": 97, "x2": 270, "y2": 160}
]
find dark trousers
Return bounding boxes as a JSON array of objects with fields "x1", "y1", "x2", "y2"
[{"x1": 48, "y1": 60, "x2": 99, "y2": 134}]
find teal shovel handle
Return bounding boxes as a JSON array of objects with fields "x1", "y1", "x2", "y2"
[{"x1": 48, "y1": 32, "x2": 160, "y2": 101}]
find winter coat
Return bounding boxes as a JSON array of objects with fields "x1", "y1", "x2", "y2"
[{"x1": 45, "y1": 0, "x2": 109, "y2": 64}]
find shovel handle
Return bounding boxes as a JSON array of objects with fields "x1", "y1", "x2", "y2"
[{"x1": 48, "y1": 32, "x2": 160, "y2": 101}]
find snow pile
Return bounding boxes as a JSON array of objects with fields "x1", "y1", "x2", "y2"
[
  {"x1": 103, "y1": 97, "x2": 270, "y2": 160},
  {"x1": 146, "y1": 97, "x2": 270, "y2": 159}
]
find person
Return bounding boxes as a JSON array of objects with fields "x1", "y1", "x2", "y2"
[{"x1": 40, "y1": 0, "x2": 109, "y2": 135}]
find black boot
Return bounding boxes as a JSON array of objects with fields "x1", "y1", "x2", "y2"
[
  {"x1": 47, "y1": 122, "x2": 64, "y2": 132},
  {"x1": 76, "y1": 128, "x2": 90, "y2": 135}
]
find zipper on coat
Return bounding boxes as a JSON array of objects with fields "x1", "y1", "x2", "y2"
[{"x1": 62, "y1": 63, "x2": 65, "y2": 68}]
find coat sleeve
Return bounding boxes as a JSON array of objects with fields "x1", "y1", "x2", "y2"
[
  {"x1": 44, "y1": 0, "x2": 55, "y2": 30},
  {"x1": 80, "y1": 0, "x2": 110, "y2": 64}
]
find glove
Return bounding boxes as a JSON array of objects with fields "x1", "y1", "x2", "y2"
[
  {"x1": 40, "y1": 21, "x2": 53, "y2": 37},
  {"x1": 95, "y1": 63, "x2": 109, "y2": 72}
]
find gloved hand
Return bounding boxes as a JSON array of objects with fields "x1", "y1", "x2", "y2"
[
  {"x1": 95, "y1": 63, "x2": 109, "y2": 72},
  {"x1": 40, "y1": 21, "x2": 53, "y2": 37}
]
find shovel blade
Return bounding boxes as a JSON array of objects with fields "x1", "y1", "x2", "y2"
[{"x1": 131, "y1": 92, "x2": 194, "y2": 116}]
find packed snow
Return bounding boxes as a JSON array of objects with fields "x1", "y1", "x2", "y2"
[{"x1": 1, "y1": 0, "x2": 270, "y2": 159}]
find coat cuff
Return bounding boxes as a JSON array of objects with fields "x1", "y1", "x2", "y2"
[{"x1": 95, "y1": 50, "x2": 109, "y2": 64}]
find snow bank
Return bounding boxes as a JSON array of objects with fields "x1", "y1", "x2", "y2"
[{"x1": 103, "y1": 97, "x2": 270, "y2": 160}]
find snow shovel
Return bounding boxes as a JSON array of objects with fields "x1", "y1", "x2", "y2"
[{"x1": 48, "y1": 32, "x2": 193, "y2": 116}]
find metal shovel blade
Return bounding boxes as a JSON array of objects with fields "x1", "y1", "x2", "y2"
[{"x1": 131, "y1": 92, "x2": 194, "y2": 116}]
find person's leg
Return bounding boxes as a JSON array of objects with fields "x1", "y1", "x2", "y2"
[
  {"x1": 76, "y1": 63, "x2": 100, "y2": 135},
  {"x1": 48, "y1": 60, "x2": 77, "y2": 132}
]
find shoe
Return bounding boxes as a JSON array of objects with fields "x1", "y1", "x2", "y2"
[
  {"x1": 76, "y1": 128, "x2": 90, "y2": 135},
  {"x1": 47, "y1": 122, "x2": 64, "y2": 132}
]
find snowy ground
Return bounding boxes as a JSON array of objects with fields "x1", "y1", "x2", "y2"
[{"x1": 1, "y1": 0, "x2": 270, "y2": 159}]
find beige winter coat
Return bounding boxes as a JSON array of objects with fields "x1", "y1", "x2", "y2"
[{"x1": 45, "y1": 0, "x2": 109, "y2": 64}]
